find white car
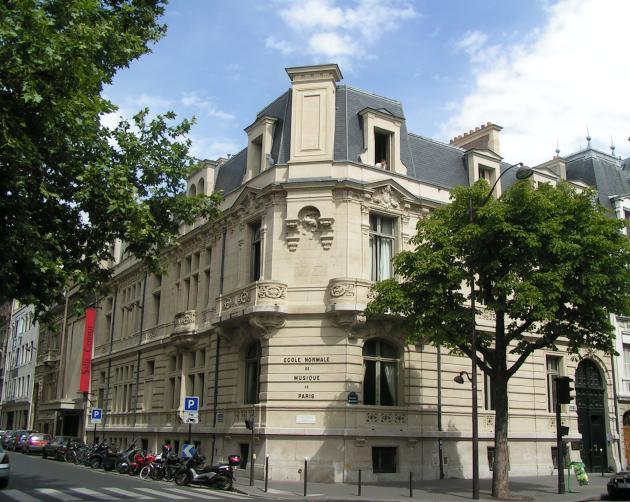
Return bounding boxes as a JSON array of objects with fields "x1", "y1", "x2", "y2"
[{"x1": 0, "y1": 445, "x2": 8, "y2": 488}]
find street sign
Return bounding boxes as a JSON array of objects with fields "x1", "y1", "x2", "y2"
[
  {"x1": 347, "y1": 391, "x2": 359, "y2": 405},
  {"x1": 184, "y1": 396, "x2": 199, "y2": 412},
  {"x1": 91, "y1": 408, "x2": 103, "y2": 424},
  {"x1": 182, "y1": 411, "x2": 199, "y2": 424},
  {"x1": 182, "y1": 444, "x2": 196, "y2": 458}
]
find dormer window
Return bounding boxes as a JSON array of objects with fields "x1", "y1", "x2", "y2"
[
  {"x1": 479, "y1": 167, "x2": 493, "y2": 183},
  {"x1": 245, "y1": 115, "x2": 277, "y2": 181},
  {"x1": 375, "y1": 129, "x2": 391, "y2": 170},
  {"x1": 359, "y1": 107, "x2": 405, "y2": 175}
]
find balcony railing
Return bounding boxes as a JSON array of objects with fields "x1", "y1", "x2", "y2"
[{"x1": 215, "y1": 281, "x2": 288, "y2": 322}]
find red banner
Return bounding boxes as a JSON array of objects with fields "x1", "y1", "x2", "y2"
[{"x1": 79, "y1": 307, "x2": 96, "y2": 393}]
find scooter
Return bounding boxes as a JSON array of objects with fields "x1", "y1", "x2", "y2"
[
  {"x1": 174, "y1": 452, "x2": 241, "y2": 490},
  {"x1": 114, "y1": 440, "x2": 138, "y2": 474},
  {"x1": 88, "y1": 442, "x2": 119, "y2": 471}
]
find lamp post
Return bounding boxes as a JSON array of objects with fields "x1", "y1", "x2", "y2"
[{"x1": 467, "y1": 162, "x2": 532, "y2": 500}]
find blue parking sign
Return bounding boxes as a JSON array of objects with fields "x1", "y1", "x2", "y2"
[
  {"x1": 184, "y1": 396, "x2": 199, "y2": 412},
  {"x1": 91, "y1": 408, "x2": 102, "y2": 423}
]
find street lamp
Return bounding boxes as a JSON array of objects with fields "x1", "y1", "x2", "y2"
[{"x1": 468, "y1": 162, "x2": 533, "y2": 500}]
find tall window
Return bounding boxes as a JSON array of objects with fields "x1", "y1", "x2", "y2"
[
  {"x1": 623, "y1": 344, "x2": 630, "y2": 379},
  {"x1": 374, "y1": 129, "x2": 391, "y2": 170},
  {"x1": 363, "y1": 339, "x2": 399, "y2": 406},
  {"x1": 250, "y1": 222, "x2": 262, "y2": 282},
  {"x1": 484, "y1": 371, "x2": 495, "y2": 411},
  {"x1": 370, "y1": 215, "x2": 395, "y2": 281},
  {"x1": 546, "y1": 356, "x2": 561, "y2": 412},
  {"x1": 244, "y1": 341, "x2": 261, "y2": 404}
]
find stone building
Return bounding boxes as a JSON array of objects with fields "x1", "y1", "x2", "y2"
[
  {"x1": 85, "y1": 64, "x2": 622, "y2": 481},
  {"x1": 0, "y1": 301, "x2": 38, "y2": 430}
]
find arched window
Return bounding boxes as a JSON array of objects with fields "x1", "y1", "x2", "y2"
[
  {"x1": 188, "y1": 184, "x2": 196, "y2": 196},
  {"x1": 244, "y1": 341, "x2": 261, "y2": 404},
  {"x1": 198, "y1": 178, "x2": 205, "y2": 195},
  {"x1": 363, "y1": 339, "x2": 399, "y2": 406}
]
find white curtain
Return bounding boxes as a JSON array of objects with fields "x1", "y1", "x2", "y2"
[
  {"x1": 383, "y1": 362, "x2": 397, "y2": 405},
  {"x1": 379, "y1": 238, "x2": 393, "y2": 280}
]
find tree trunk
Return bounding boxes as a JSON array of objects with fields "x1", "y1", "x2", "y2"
[
  {"x1": 492, "y1": 313, "x2": 511, "y2": 499},
  {"x1": 492, "y1": 364, "x2": 510, "y2": 498}
]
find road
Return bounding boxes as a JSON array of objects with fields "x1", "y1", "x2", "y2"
[{"x1": 1, "y1": 450, "x2": 254, "y2": 501}]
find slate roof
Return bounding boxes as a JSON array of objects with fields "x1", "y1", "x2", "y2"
[
  {"x1": 214, "y1": 83, "x2": 481, "y2": 195},
  {"x1": 564, "y1": 149, "x2": 630, "y2": 211}
]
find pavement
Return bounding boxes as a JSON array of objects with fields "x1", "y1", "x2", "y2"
[{"x1": 234, "y1": 472, "x2": 613, "y2": 501}]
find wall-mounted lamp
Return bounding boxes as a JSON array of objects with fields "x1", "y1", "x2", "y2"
[{"x1": 453, "y1": 370, "x2": 473, "y2": 384}]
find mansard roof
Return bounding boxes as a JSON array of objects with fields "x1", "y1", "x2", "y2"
[
  {"x1": 564, "y1": 149, "x2": 630, "y2": 211},
  {"x1": 214, "y1": 83, "x2": 471, "y2": 196}
]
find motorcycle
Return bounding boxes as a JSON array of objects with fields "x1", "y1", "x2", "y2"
[
  {"x1": 174, "y1": 452, "x2": 241, "y2": 491},
  {"x1": 114, "y1": 440, "x2": 139, "y2": 474},
  {"x1": 151, "y1": 446, "x2": 182, "y2": 481},
  {"x1": 88, "y1": 442, "x2": 119, "y2": 471}
]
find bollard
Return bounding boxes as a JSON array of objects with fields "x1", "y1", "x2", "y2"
[
  {"x1": 600, "y1": 449, "x2": 605, "y2": 477},
  {"x1": 264, "y1": 455, "x2": 269, "y2": 492},
  {"x1": 358, "y1": 469, "x2": 362, "y2": 496},
  {"x1": 304, "y1": 458, "x2": 308, "y2": 497},
  {"x1": 409, "y1": 471, "x2": 413, "y2": 498}
]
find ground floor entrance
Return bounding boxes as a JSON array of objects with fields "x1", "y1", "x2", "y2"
[{"x1": 576, "y1": 359, "x2": 608, "y2": 472}]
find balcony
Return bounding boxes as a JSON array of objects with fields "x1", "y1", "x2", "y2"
[
  {"x1": 36, "y1": 349, "x2": 60, "y2": 366},
  {"x1": 170, "y1": 310, "x2": 198, "y2": 348},
  {"x1": 215, "y1": 281, "x2": 287, "y2": 338}
]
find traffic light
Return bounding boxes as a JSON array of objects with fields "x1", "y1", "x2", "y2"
[{"x1": 557, "y1": 376, "x2": 575, "y2": 404}]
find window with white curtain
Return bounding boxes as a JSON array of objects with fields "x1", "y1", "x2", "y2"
[
  {"x1": 546, "y1": 355, "x2": 561, "y2": 412},
  {"x1": 623, "y1": 344, "x2": 630, "y2": 378},
  {"x1": 369, "y1": 214, "x2": 395, "y2": 281},
  {"x1": 363, "y1": 339, "x2": 399, "y2": 406}
]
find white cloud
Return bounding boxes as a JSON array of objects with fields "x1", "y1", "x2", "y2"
[
  {"x1": 270, "y1": 0, "x2": 416, "y2": 67},
  {"x1": 189, "y1": 137, "x2": 240, "y2": 161},
  {"x1": 181, "y1": 92, "x2": 235, "y2": 121},
  {"x1": 265, "y1": 36, "x2": 295, "y2": 55},
  {"x1": 441, "y1": 0, "x2": 630, "y2": 165}
]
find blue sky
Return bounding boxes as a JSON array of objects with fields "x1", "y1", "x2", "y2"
[{"x1": 104, "y1": 0, "x2": 629, "y2": 166}]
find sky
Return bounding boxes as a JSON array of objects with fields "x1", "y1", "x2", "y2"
[{"x1": 104, "y1": 0, "x2": 630, "y2": 167}]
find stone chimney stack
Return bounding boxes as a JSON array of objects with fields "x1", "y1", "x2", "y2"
[
  {"x1": 286, "y1": 64, "x2": 342, "y2": 163},
  {"x1": 450, "y1": 122, "x2": 503, "y2": 155}
]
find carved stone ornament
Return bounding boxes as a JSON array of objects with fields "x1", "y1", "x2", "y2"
[
  {"x1": 257, "y1": 284, "x2": 287, "y2": 299},
  {"x1": 285, "y1": 206, "x2": 334, "y2": 251},
  {"x1": 373, "y1": 185, "x2": 401, "y2": 209},
  {"x1": 222, "y1": 291, "x2": 250, "y2": 311},
  {"x1": 334, "y1": 312, "x2": 366, "y2": 338},
  {"x1": 249, "y1": 314, "x2": 286, "y2": 339},
  {"x1": 330, "y1": 283, "x2": 356, "y2": 298}
]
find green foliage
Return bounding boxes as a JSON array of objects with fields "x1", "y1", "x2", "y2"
[
  {"x1": 367, "y1": 180, "x2": 630, "y2": 376},
  {"x1": 0, "y1": 1, "x2": 221, "y2": 313}
]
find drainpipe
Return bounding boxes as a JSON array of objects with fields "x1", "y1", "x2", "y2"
[
  {"x1": 611, "y1": 352, "x2": 623, "y2": 469},
  {"x1": 211, "y1": 229, "x2": 227, "y2": 464},
  {"x1": 437, "y1": 345, "x2": 444, "y2": 479},
  {"x1": 131, "y1": 272, "x2": 148, "y2": 439},
  {"x1": 103, "y1": 289, "x2": 118, "y2": 441},
  {"x1": 57, "y1": 292, "x2": 70, "y2": 401}
]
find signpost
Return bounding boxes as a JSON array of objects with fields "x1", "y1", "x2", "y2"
[
  {"x1": 182, "y1": 443, "x2": 196, "y2": 459},
  {"x1": 182, "y1": 396, "x2": 199, "y2": 444},
  {"x1": 91, "y1": 408, "x2": 102, "y2": 444}
]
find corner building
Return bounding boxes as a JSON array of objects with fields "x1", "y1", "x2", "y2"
[{"x1": 89, "y1": 64, "x2": 622, "y2": 481}]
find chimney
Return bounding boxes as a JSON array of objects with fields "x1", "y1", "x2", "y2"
[
  {"x1": 286, "y1": 64, "x2": 342, "y2": 163},
  {"x1": 450, "y1": 122, "x2": 503, "y2": 155}
]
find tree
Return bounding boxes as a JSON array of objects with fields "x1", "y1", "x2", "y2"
[
  {"x1": 366, "y1": 180, "x2": 630, "y2": 498},
  {"x1": 0, "y1": 0, "x2": 221, "y2": 313}
]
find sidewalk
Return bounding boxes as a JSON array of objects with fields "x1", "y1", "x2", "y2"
[{"x1": 234, "y1": 473, "x2": 610, "y2": 501}]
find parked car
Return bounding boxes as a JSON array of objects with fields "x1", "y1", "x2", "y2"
[
  {"x1": 22, "y1": 433, "x2": 51, "y2": 455},
  {"x1": 0, "y1": 444, "x2": 9, "y2": 489},
  {"x1": 14, "y1": 432, "x2": 32, "y2": 452},
  {"x1": 42, "y1": 436, "x2": 81, "y2": 461},
  {"x1": 608, "y1": 471, "x2": 630, "y2": 499},
  {"x1": 6, "y1": 431, "x2": 30, "y2": 452}
]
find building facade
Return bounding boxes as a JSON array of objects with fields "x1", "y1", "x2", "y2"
[
  {"x1": 82, "y1": 64, "x2": 622, "y2": 482},
  {"x1": 0, "y1": 301, "x2": 38, "y2": 430}
]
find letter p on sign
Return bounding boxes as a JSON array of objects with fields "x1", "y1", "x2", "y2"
[{"x1": 184, "y1": 396, "x2": 199, "y2": 412}]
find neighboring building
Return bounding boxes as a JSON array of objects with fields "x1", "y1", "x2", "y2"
[
  {"x1": 84, "y1": 64, "x2": 621, "y2": 482},
  {"x1": 0, "y1": 301, "x2": 38, "y2": 430},
  {"x1": 566, "y1": 144, "x2": 630, "y2": 470},
  {"x1": 0, "y1": 302, "x2": 14, "y2": 415},
  {"x1": 32, "y1": 290, "x2": 91, "y2": 437}
]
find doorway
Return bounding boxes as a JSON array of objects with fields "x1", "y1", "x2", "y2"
[
  {"x1": 622, "y1": 411, "x2": 630, "y2": 469},
  {"x1": 576, "y1": 359, "x2": 607, "y2": 472}
]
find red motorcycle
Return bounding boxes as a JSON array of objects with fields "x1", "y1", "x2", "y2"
[{"x1": 131, "y1": 451, "x2": 156, "y2": 476}]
